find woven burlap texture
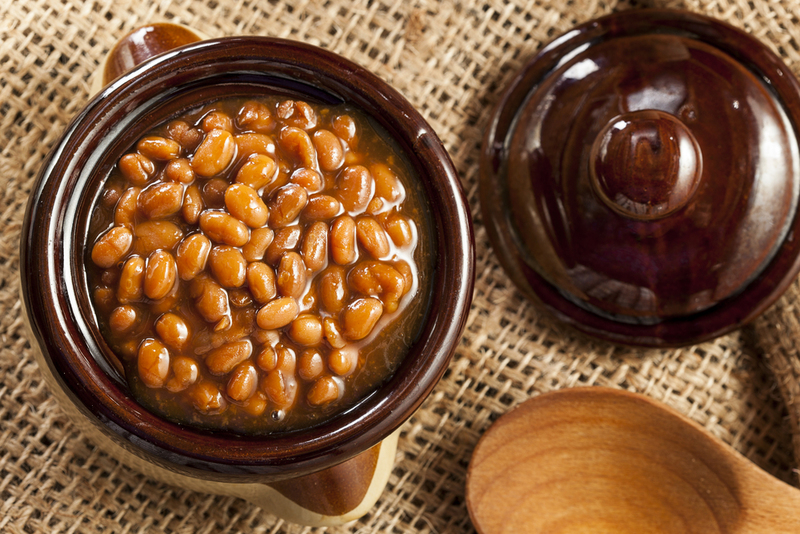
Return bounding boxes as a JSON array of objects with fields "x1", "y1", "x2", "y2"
[{"x1": 2, "y1": 0, "x2": 800, "y2": 532}]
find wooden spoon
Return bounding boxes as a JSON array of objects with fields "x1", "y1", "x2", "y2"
[{"x1": 466, "y1": 387, "x2": 800, "y2": 533}]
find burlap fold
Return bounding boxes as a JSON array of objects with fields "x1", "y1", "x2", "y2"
[
  {"x1": 752, "y1": 279, "x2": 800, "y2": 475},
  {"x1": 2, "y1": 0, "x2": 800, "y2": 532}
]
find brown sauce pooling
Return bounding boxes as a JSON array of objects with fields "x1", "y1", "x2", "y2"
[{"x1": 85, "y1": 96, "x2": 433, "y2": 434}]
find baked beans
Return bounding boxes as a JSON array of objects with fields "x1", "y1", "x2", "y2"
[{"x1": 87, "y1": 97, "x2": 431, "y2": 433}]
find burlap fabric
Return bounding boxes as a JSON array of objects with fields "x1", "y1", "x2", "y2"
[{"x1": 3, "y1": 0, "x2": 800, "y2": 532}]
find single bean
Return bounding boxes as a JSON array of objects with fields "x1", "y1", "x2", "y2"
[
  {"x1": 190, "y1": 380, "x2": 228, "y2": 414},
  {"x1": 277, "y1": 100, "x2": 317, "y2": 130},
  {"x1": 144, "y1": 250, "x2": 177, "y2": 300},
  {"x1": 101, "y1": 182, "x2": 123, "y2": 209},
  {"x1": 342, "y1": 297, "x2": 383, "y2": 340},
  {"x1": 202, "y1": 177, "x2": 228, "y2": 209},
  {"x1": 298, "y1": 349, "x2": 325, "y2": 381},
  {"x1": 155, "y1": 312, "x2": 190, "y2": 349},
  {"x1": 384, "y1": 214, "x2": 414, "y2": 247},
  {"x1": 336, "y1": 165, "x2": 373, "y2": 213},
  {"x1": 370, "y1": 163, "x2": 404, "y2": 202},
  {"x1": 227, "y1": 361, "x2": 258, "y2": 402},
  {"x1": 201, "y1": 110, "x2": 233, "y2": 133},
  {"x1": 117, "y1": 255, "x2": 145, "y2": 303},
  {"x1": 263, "y1": 162, "x2": 291, "y2": 196},
  {"x1": 109, "y1": 305, "x2": 138, "y2": 334},
  {"x1": 209, "y1": 246, "x2": 246, "y2": 288},
  {"x1": 332, "y1": 114, "x2": 357, "y2": 146},
  {"x1": 166, "y1": 120, "x2": 203, "y2": 152},
  {"x1": 256, "y1": 344, "x2": 278, "y2": 372},
  {"x1": 290, "y1": 167, "x2": 323, "y2": 193},
  {"x1": 228, "y1": 287, "x2": 253, "y2": 308},
  {"x1": 343, "y1": 151, "x2": 363, "y2": 166},
  {"x1": 318, "y1": 265, "x2": 349, "y2": 314},
  {"x1": 233, "y1": 236, "x2": 274, "y2": 270},
  {"x1": 93, "y1": 286, "x2": 116, "y2": 313},
  {"x1": 225, "y1": 183, "x2": 269, "y2": 228},
  {"x1": 192, "y1": 129, "x2": 236, "y2": 177},
  {"x1": 265, "y1": 226, "x2": 302, "y2": 266},
  {"x1": 242, "y1": 227, "x2": 274, "y2": 262},
  {"x1": 252, "y1": 328, "x2": 280, "y2": 347},
  {"x1": 302, "y1": 221, "x2": 328, "y2": 272},
  {"x1": 288, "y1": 314, "x2": 322, "y2": 346},
  {"x1": 241, "y1": 391, "x2": 268, "y2": 416},
  {"x1": 313, "y1": 129, "x2": 344, "y2": 172},
  {"x1": 366, "y1": 197, "x2": 385, "y2": 215},
  {"x1": 236, "y1": 101, "x2": 275, "y2": 133},
  {"x1": 138, "y1": 182, "x2": 184, "y2": 220},
  {"x1": 134, "y1": 221, "x2": 183, "y2": 255},
  {"x1": 247, "y1": 261, "x2": 277, "y2": 304},
  {"x1": 114, "y1": 186, "x2": 140, "y2": 228},
  {"x1": 235, "y1": 153, "x2": 276, "y2": 189},
  {"x1": 138, "y1": 338, "x2": 170, "y2": 388},
  {"x1": 164, "y1": 158, "x2": 196, "y2": 184},
  {"x1": 119, "y1": 153, "x2": 155, "y2": 186},
  {"x1": 166, "y1": 355, "x2": 199, "y2": 392},
  {"x1": 328, "y1": 346, "x2": 359, "y2": 376},
  {"x1": 92, "y1": 226, "x2": 133, "y2": 268},
  {"x1": 330, "y1": 215, "x2": 357, "y2": 265},
  {"x1": 101, "y1": 268, "x2": 120, "y2": 286},
  {"x1": 199, "y1": 210, "x2": 249, "y2": 246},
  {"x1": 276, "y1": 252, "x2": 306, "y2": 299},
  {"x1": 117, "y1": 340, "x2": 139, "y2": 360},
  {"x1": 262, "y1": 369, "x2": 297, "y2": 407},
  {"x1": 356, "y1": 216, "x2": 390, "y2": 259},
  {"x1": 205, "y1": 339, "x2": 253, "y2": 375},
  {"x1": 182, "y1": 184, "x2": 204, "y2": 225},
  {"x1": 268, "y1": 183, "x2": 308, "y2": 228},
  {"x1": 307, "y1": 376, "x2": 340, "y2": 405},
  {"x1": 349, "y1": 261, "x2": 405, "y2": 313},
  {"x1": 137, "y1": 136, "x2": 181, "y2": 161},
  {"x1": 347, "y1": 261, "x2": 382, "y2": 295},
  {"x1": 149, "y1": 285, "x2": 180, "y2": 315},
  {"x1": 256, "y1": 297, "x2": 299, "y2": 330},
  {"x1": 176, "y1": 233, "x2": 211, "y2": 280},
  {"x1": 395, "y1": 259, "x2": 414, "y2": 295},
  {"x1": 275, "y1": 343, "x2": 297, "y2": 373},
  {"x1": 279, "y1": 127, "x2": 317, "y2": 170},
  {"x1": 191, "y1": 276, "x2": 231, "y2": 325},
  {"x1": 304, "y1": 194, "x2": 341, "y2": 220},
  {"x1": 322, "y1": 316, "x2": 347, "y2": 349}
]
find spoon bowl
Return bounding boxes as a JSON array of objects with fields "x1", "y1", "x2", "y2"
[{"x1": 466, "y1": 387, "x2": 800, "y2": 533}]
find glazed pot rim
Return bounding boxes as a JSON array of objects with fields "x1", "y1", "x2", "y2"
[
  {"x1": 479, "y1": 8, "x2": 800, "y2": 347},
  {"x1": 21, "y1": 36, "x2": 474, "y2": 478}
]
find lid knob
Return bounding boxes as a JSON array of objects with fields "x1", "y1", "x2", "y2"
[{"x1": 590, "y1": 110, "x2": 702, "y2": 220}]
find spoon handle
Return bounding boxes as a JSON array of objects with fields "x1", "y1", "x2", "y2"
[{"x1": 752, "y1": 277, "x2": 800, "y2": 473}]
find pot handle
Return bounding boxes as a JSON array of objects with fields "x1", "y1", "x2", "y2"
[
  {"x1": 226, "y1": 431, "x2": 400, "y2": 526},
  {"x1": 91, "y1": 23, "x2": 204, "y2": 95}
]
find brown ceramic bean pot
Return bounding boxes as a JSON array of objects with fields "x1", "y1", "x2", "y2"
[{"x1": 20, "y1": 24, "x2": 473, "y2": 526}]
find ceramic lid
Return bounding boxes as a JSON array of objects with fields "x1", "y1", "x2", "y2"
[{"x1": 480, "y1": 9, "x2": 800, "y2": 346}]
